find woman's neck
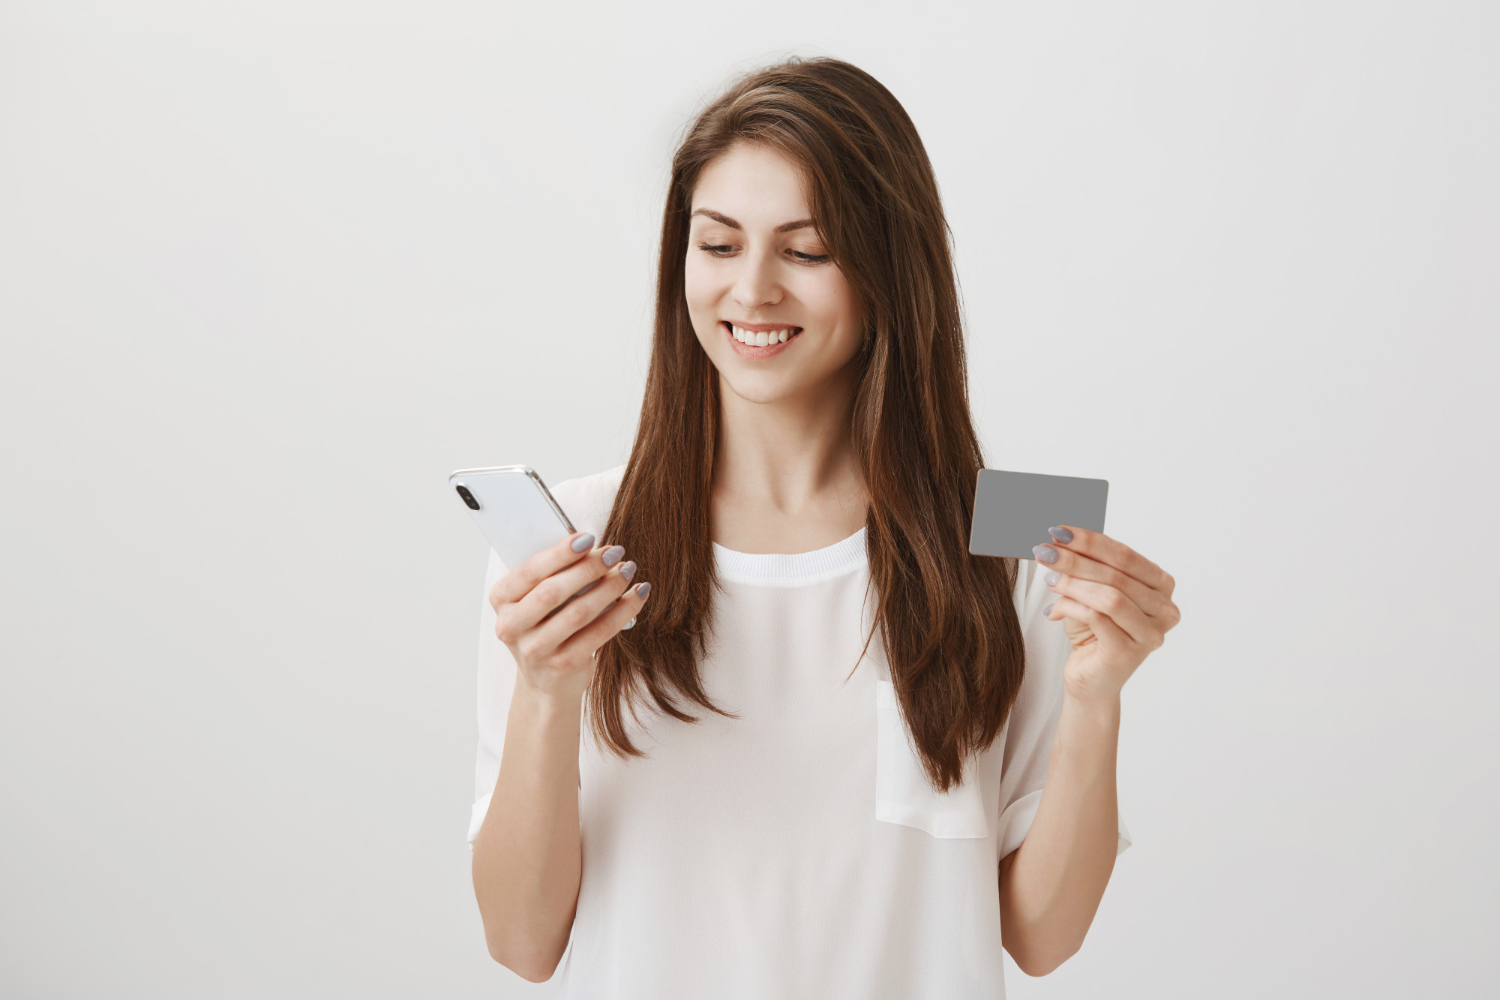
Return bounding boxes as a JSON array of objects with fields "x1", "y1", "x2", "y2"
[{"x1": 709, "y1": 368, "x2": 869, "y2": 555}]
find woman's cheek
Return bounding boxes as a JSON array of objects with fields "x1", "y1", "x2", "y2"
[
  {"x1": 682, "y1": 259, "x2": 704, "y2": 309},
  {"x1": 682, "y1": 263, "x2": 714, "y2": 338},
  {"x1": 801, "y1": 278, "x2": 860, "y2": 353}
]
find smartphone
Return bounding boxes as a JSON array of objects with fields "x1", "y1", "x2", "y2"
[
  {"x1": 450, "y1": 465, "x2": 623, "y2": 623},
  {"x1": 449, "y1": 465, "x2": 578, "y2": 570},
  {"x1": 968, "y1": 468, "x2": 1109, "y2": 560}
]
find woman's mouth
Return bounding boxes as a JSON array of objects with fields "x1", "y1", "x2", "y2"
[{"x1": 722, "y1": 321, "x2": 802, "y2": 358}]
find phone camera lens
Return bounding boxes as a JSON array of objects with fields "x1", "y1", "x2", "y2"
[{"x1": 456, "y1": 485, "x2": 481, "y2": 510}]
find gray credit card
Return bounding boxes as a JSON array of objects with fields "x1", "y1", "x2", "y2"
[{"x1": 968, "y1": 469, "x2": 1109, "y2": 559}]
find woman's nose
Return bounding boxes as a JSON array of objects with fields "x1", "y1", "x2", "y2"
[{"x1": 731, "y1": 249, "x2": 783, "y2": 311}]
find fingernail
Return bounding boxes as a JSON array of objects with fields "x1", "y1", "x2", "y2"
[
  {"x1": 602, "y1": 545, "x2": 625, "y2": 567},
  {"x1": 1045, "y1": 570, "x2": 1060, "y2": 586},
  {"x1": 1043, "y1": 601, "x2": 1055, "y2": 616},
  {"x1": 571, "y1": 533, "x2": 595, "y2": 553},
  {"x1": 1032, "y1": 544, "x2": 1058, "y2": 564},
  {"x1": 620, "y1": 560, "x2": 637, "y2": 582},
  {"x1": 1048, "y1": 526, "x2": 1073, "y2": 544},
  {"x1": 636, "y1": 582, "x2": 652, "y2": 598}
]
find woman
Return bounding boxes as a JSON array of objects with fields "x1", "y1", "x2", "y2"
[{"x1": 468, "y1": 58, "x2": 1179, "y2": 997}]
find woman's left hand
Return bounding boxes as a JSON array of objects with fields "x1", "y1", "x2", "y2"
[{"x1": 1033, "y1": 526, "x2": 1180, "y2": 703}]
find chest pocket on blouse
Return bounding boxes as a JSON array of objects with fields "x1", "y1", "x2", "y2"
[{"x1": 874, "y1": 679, "x2": 989, "y2": 839}]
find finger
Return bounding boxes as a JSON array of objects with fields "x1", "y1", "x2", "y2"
[
  {"x1": 1039, "y1": 526, "x2": 1175, "y2": 597},
  {"x1": 1036, "y1": 550, "x2": 1177, "y2": 622},
  {"x1": 490, "y1": 531, "x2": 597, "y2": 609},
  {"x1": 531, "y1": 559, "x2": 637, "y2": 650},
  {"x1": 1045, "y1": 594, "x2": 1133, "y2": 647},
  {"x1": 1043, "y1": 526, "x2": 1175, "y2": 597},
  {"x1": 511, "y1": 544, "x2": 628, "y2": 633},
  {"x1": 563, "y1": 581, "x2": 652, "y2": 656},
  {"x1": 1046, "y1": 576, "x2": 1161, "y2": 647}
]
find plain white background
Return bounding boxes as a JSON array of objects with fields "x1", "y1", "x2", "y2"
[{"x1": 2, "y1": 1, "x2": 1496, "y2": 996}]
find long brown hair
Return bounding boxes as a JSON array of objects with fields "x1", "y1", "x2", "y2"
[{"x1": 592, "y1": 57, "x2": 1025, "y2": 791}]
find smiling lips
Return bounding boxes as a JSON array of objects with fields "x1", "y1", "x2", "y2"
[{"x1": 723, "y1": 321, "x2": 802, "y2": 357}]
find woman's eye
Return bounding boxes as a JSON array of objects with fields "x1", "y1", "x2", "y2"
[
  {"x1": 697, "y1": 243, "x2": 737, "y2": 257},
  {"x1": 790, "y1": 249, "x2": 831, "y2": 264}
]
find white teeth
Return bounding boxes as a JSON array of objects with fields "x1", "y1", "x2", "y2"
[{"x1": 729, "y1": 325, "x2": 796, "y2": 347}]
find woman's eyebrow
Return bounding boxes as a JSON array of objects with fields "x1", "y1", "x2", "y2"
[{"x1": 690, "y1": 208, "x2": 816, "y2": 234}]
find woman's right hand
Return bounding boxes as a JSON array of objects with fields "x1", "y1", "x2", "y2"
[{"x1": 488, "y1": 532, "x2": 650, "y2": 700}]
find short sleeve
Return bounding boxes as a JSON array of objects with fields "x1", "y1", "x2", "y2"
[
  {"x1": 993, "y1": 558, "x2": 1132, "y2": 861},
  {"x1": 468, "y1": 549, "x2": 514, "y2": 847}
]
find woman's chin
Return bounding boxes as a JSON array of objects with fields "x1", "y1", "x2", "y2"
[{"x1": 717, "y1": 369, "x2": 820, "y2": 407}]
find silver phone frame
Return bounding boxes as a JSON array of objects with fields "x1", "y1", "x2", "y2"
[
  {"x1": 447, "y1": 465, "x2": 578, "y2": 534},
  {"x1": 448, "y1": 465, "x2": 633, "y2": 627}
]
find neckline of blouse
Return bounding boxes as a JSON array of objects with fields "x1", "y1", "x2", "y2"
[{"x1": 712, "y1": 527, "x2": 869, "y2": 587}]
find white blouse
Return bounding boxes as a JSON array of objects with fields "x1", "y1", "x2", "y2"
[{"x1": 469, "y1": 466, "x2": 1130, "y2": 998}]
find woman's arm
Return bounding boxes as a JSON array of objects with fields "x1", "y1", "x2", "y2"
[
  {"x1": 999, "y1": 526, "x2": 1179, "y2": 975},
  {"x1": 470, "y1": 533, "x2": 649, "y2": 982},
  {"x1": 472, "y1": 683, "x2": 588, "y2": 981},
  {"x1": 998, "y1": 687, "x2": 1121, "y2": 975}
]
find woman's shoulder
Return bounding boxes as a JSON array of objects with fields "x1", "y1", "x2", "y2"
[{"x1": 548, "y1": 464, "x2": 626, "y2": 539}]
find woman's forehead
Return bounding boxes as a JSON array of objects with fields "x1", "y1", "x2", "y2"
[{"x1": 690, "y1": 143, "x2": 812, "y2": 227}]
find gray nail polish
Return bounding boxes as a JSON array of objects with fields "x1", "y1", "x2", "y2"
[
  {"x1": 636, "y1": 582, "x2": 651, "y2": 598},
  {"x1": 620, "y1": 560, "x2": 637, "y2": 582},
  {"x1": 602, "y1": 545, "x2": 625, "y2": 567},
  {"x1": 1032, "y1": 544, "x2": 1058, "y2": 564},
  {"x1": 1045, "y1": 570, "x2": 1060, "y2": 586},
  {"x1": 1048, "y1": 526, "x2": 1073, "y2": 544},
  {"x1": 1043, "y1": 602, "x2": 1055, "y2": 616},
  {"x1": 571, "y1": 533, "x2": 596, "y2": 553}
]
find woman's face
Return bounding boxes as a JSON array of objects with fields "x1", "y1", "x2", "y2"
[{"x1": 684, "y1": 142, "x2": 863, "y2": 406}]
